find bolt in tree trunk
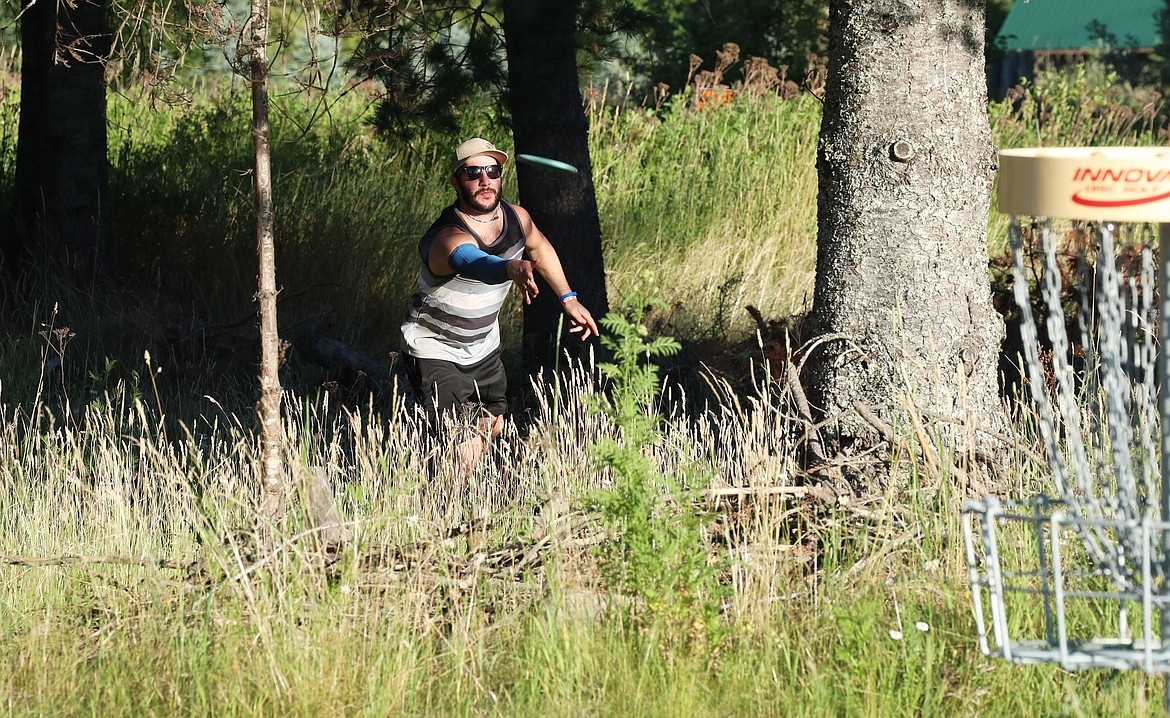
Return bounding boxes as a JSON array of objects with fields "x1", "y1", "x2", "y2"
[
  {"x1": 808, "y1": 0, "x2": 1005, "y2": 468},
  {"x1": 503, "y1": 0, "x2": 609, "y2": 372},
  {"x1": 248, "y1": 0, "x2": 285, "y2": 519}
]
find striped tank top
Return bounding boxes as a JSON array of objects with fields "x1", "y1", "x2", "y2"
[{"x1": 401, "y1": 201, "x2": 526, "y2": 365}]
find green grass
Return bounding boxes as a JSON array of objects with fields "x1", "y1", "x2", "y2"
[
  {"x1": 1, "y1": 360, "x2": 1168, "y2": 716},
  {"x1": 592, "y1": 92, "x2": 822, "y2": 337},
  {"x1": 99, "y1": 84, "x2": 827, "y2": 359},
  {"x1": 1, "y1": 62, "x2": 1169, "y2": 715},
  {"x1": 1, "y1": 62, "x2": 1164, "y2": 388}
]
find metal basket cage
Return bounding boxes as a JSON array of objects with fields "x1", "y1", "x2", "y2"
[
  {"x1": 964, "y1": 147, "x2": 1170, "y2": 691},
  {"x1": 964, "y1": 495, "x2": 1170, "y2": 673}
]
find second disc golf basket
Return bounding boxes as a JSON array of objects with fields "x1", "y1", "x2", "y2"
[{"x1": 963, "y1": 148, "x2": 1170, "y2": 690}]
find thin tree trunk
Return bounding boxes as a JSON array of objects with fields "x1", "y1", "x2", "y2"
[
  {"x1": 503, "y1": 0, "x2": 609, "y2": 373},
  {"x1": 808, "y1": 0, "x2": 1005, "y2": 465},
  {"x1": 249, "y1": 0, "x2": 285, "y2": 519}
]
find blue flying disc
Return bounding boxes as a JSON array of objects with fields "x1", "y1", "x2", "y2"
[{"x1": 515, "y1": 153, "x2": 579, "y2": 174}]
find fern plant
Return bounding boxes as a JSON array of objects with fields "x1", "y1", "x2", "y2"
[{"x1": 589, "y1": 273, "x2": 726, "y2": 646}]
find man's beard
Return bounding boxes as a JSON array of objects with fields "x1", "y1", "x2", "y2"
[{"x1": 458, "y1": 184, "x2": 501, "y2": 214}]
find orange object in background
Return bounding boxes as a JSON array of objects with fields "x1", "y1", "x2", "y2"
[{"x1": 696, "y1": 86, "x2": 735, "y2": 109}]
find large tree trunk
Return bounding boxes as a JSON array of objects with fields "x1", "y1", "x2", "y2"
[
  {"x1": 12, "y1": 0, "x2": 112, "y2": 273},
  {"x1": 808, "y1": 0, "x2": 1005, "y2": 465},
  {"x1": 248, "y1": 0, "x2": 285, "y2": 520},
  {"x1": 503, "y1": 0, "x2": 609, "y2": 373}
]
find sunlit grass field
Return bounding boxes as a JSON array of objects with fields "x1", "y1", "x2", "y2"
[
  {"x1": 2, "y1": 360, "x2": 1166, "y2": 715},
  {"x1": 1, "y1": 62, "x2": 1169, "y2": 715}
]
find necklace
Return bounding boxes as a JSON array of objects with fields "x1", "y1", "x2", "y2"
[{"x1": 460, "y1": 208, "x2": 499, "y2": 224}]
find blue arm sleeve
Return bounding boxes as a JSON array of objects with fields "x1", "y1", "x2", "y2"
[{"x1": 448, "y1": 243, "x2": 511, "y2": 284}]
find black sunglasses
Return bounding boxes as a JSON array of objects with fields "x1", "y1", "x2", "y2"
[{"x1": 458, "y1": 164, "x2": 503, "y2": 180}]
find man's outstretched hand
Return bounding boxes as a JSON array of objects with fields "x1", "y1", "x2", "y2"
[
  {"x1": 508, "y1": 257, "x2": 599, "y2": 340},
  {"x1": 563, "y1": 299, "x2": 599, "y2": 341},
  {"x1": 507, "y1": 258, "x2": 541, "y2": 303}
]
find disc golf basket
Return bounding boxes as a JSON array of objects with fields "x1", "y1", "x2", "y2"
[{"x1": 963, "y1": 148, "x2": 1170, "y2": 682}]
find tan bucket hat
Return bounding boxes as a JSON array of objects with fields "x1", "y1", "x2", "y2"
[{"x1": 450, "y1": 138, "x2": 509, "y2": 176}]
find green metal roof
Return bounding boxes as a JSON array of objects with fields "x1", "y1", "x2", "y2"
[{"x1": 996, "y1": 0, "x2": 1162, "y2": 52}]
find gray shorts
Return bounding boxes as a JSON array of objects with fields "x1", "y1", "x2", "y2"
[{"x1": 404, "y1": 349, "x2": 508, "y2": 421}]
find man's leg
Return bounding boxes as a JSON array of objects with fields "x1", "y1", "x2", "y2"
[
  {"x1": 454, "y1": 410, "x2": 502, "y2": 553},
  {"x1": 453, "y1": 411, "x2": 505, "y2": 475},
  {"x1": 408, "y1": 351, "x2": 507, "y2": 474},
  {"x1": 457, "y1": 354, "x2": 509, "y2": 553},
  {"x1": 454, "y1": 350, "x2": 508, "y2": 475},
  {"x1": 405, "y1": 351, "x2": 509, "y2": 552}
]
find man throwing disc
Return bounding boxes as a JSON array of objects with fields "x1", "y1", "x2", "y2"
[{"x1": 402, "y1": 137, "x2": 599, "y2": 473}]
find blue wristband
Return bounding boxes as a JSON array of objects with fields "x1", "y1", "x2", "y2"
[
  {"x1": 559, "y1": 291, "x2": 578, "y2": 303},
  {"x1": 448, "y1": 243, "x2": 510, "y2": 283}
]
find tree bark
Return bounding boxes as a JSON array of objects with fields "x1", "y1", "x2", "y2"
[
  {"x1": 248, "y1": 0, "x2": 285, "y2": 520},
  {"x1": 12, "y1": 0, "x2": 112, "y2": 273},
  {"x1": 808, "y1": 0, "x2": 1005, "y2": 459},
  {"x1": 503, "y1": 0, "x2": 609, "y2": 373}
]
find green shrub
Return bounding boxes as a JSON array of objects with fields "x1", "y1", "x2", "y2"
[{"x1": 589, "y1": 272, "x2": 727, "y2": 646}]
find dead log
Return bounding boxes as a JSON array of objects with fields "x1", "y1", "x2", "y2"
[{"x1": 292, "y1": 326, "x2": 410, "y2": 398}]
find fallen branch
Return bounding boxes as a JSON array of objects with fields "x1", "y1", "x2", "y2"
[
  {"x1": 355, "y1": 567, "x2": 544, "y2": 594},
  {"x1": 292, "y1": 328, "x2": 394, "y2": 389},
  {"x1": 784, "y1": 360, "x2": 830, "y2": 467},
  {"x1": 912, "y1": 406, "x2": 1046, "y2": 466},
  {"x1": 703, "y1": 485, "x2": 833, "y2": 501},
  {"x1": 853, "y1": 400, "x2": 988, "y2": 494},
  {"x1": 700, "y1": 484, "x2": 880, "y2": 519},
  {"x1": 1, "y1": 553, "x2": 196, "y2": 572}
]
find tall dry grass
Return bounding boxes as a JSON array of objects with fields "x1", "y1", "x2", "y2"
[
  {"x1": 3, "y1": 355, "x2": 1165, "y2": 715},
  {"x1": 1, "y1": 61, "x2": 1169, "y2": 715}
]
